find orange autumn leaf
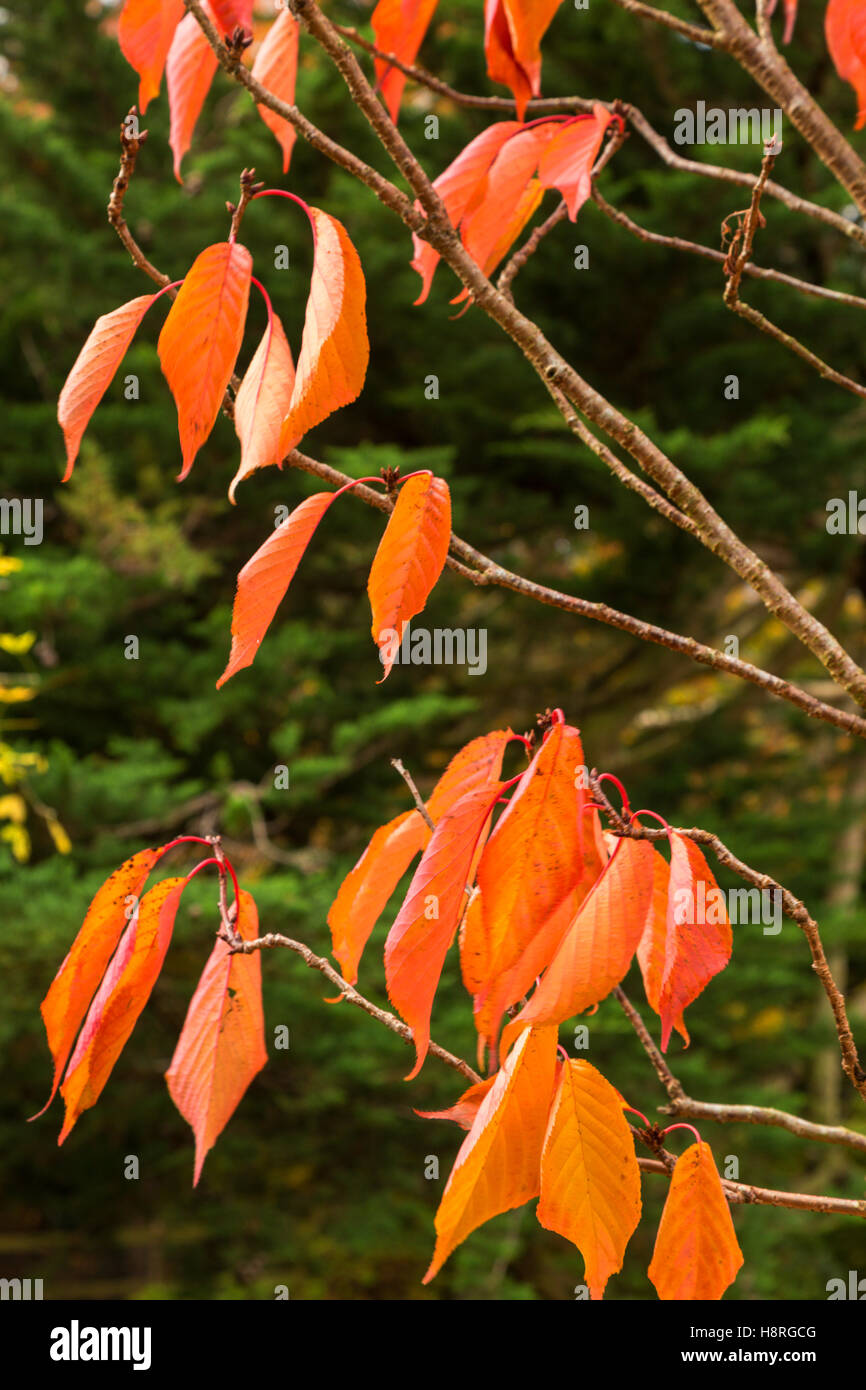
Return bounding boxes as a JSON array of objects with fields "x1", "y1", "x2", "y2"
[
  {"x1": 277, "y1": 209, "x2": 369, "y2": 453},
  {"x1": 228, "y1": 309, "x2": 296, "y2": 502},
  {"x1": 473, "y1": 721, "x2": 586, "y2": 993},
  {"x1": 368, "y1": 473, "x2": 452, "y2": 681},
  {"x1": 385, "y1": 781, "x2": 505, "y2": 1079},
  {"x1": 158, "y1": 240, "x2": 252, "y2": 480},
  {"x1": 538, "y1": 104, "x2": 617, "y2": 220},
  {"x1": 653, "y1": 833, "x2": 732, "y2": 1051},
  {"x1": 210, "y1": 0, "x2": 254, "y2": 32},
  {"x1": 58, "y1": 294, "x2": 158, "y2": 481},
  {"x1": 58, "y1": 877, "x2": 186, "y2": 1145},
  {"x1": 251, "y1": 6, "x2": 299, "y2": 172},
  {"x1": 538, "y1": 1060, "x2": 641, "y2": 1299},
  {"x1": 372, "y1": 0, "x2": 439, "y2": 122},
  {"x1": 499, "y1": 836, "x2": 656, "y2": 1056},
  {"x1": 426, "y1": 729, "x2": 515, "y2": 824},
  {"x1": 328, "y1": 809, "x2": 430, "y2": 984},
  {"x1": 648, "y1": 1141, "x2": 744, "y2": 1300},
  {"x1": 484, "y1": 0, "x2": 564, "y2": 118},
  {"x1": 826, "y1": 0, "x2": 866, "y2": 128},
  {"x1": 166, "y1": 888, "x2": 267, "y2": 1185},
  {"x1": 459, "y1": 123, "x2": 555, "y2": 279},
  {"x1": 423, "y1": 1024, "x2": 557, "y2": 1282},
  {"x1": 635, "y1": 845, "x2": 671, "y2": 1023},
  {"x1": 410, "y1": 121, "x2": 523, "y2": 304},
  {"x1": 414, "y1": 1072, "x2": 498, "y2": 1130},
  {"x1": 217, "y1": 490, "x2": 335, "y2": 687},
  {"x1": 32, "y1": 847, "x2": 165, "y2": 1120},
  {"x1": 166, "y1": 5, "x2": 219, "y2": 182},
  {"x1": 118, "y1": 0, "x2": 185, "y2": 113}
]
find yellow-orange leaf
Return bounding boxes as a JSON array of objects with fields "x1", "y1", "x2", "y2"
[
  {"x1": 415, "y1": 1072, "x2": 498, "y2": 1130},
  {"x1": 277, "y1": 209, "x2": 369, "y2": 453},
  {"x1": 328, "y1": 809, "x2": 430, "y2": 984},
  {"x1": 251, "y1": 6, "x2": 299, "y2": 172},
  {"x1": 229, "y1": 309, "x2": 296, "y2": 502},
  {"x1": 166, "y1": 5, "x2": 219, "y2": 182},
  {"x1": 118, "y1": 0, "x2": 185, "y2": 112},
  {"x1": 32, "y1": 847, "x2": 164, "y2": 1119},
  {"x1": 648, "y1": 1141, "x2": 744, "y2": 1299},
  {"x1": 537, "y1": 1059, "x2": 641, "y2": 1299},
  {"x1": 368, "y1": 474, "x2": 452, "y2": 681},
  {"x1": 166, "y1": 888, "x2": 267, "y2": 1185},
  {"x1": 372, "y1": 0, "x2": 439, "y2": 122},
  {"x1": 58, "y1": 877, "x2": 185, "y2": 1145},
  {"x1": 423, "y1": 1025, "x2": 557, "y2": 1282},
  {"x1": 217, "y1": 490, "x2": 334, "y2": 687},
  {"x1": 158, "y1": 240, "x2": 252, "y2": 480},
  {"x1": 58, "y1": 295, "x2": 157, "y2": 481},
  {"x1": 426, "y1": 729, "x2": 514, "y2": 824}
]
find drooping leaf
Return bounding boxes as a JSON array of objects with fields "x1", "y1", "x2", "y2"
[
  {"x1": 58, "y1": 877, "x2": 186, "y2": 1144},
  {"x1": 58, "y1": 295, "x2": 157, "y2": 481},
  {"x1": 166, "y1": 888, "x2": 267, "y2": 1185},
  {"x1": 229, "y1": 309, "x2": 296, "y2": 502},
  {"x1": 32, "y1": 847, "x2": 165, "y2": 1119},
  {"x1": 251, "y1": 6, "x2": 299, "y2": 172},
  {"x1": 483, "y1": 0, "x2": 564, "y2": 118},
  {"x1": 277, "y1": 208, "x2": 369, "y2": 453},
  {"x1": 158, "y1": 241, "x2": 253, "y2": 479},
  {"x1": 654, "y1": 833, "x2": 733, "y2": 1050},
  {"x1": 117, "y1": 0, "x2": 185, "y2": 112},
  {"x1": 537, "y1": 1060, "x2": 642, "y2": 1299},
  {"x1": 217, "y1": 490, "x2": 335, "y2": 688},
  {"x1": 371, "y1": 0, "x2": 439, "y2": 122},
  {"x1": 538, "y1": 104, "x2": 616, "y2": 219},
  {"x1": 826, "y1": 0, "x2": 866, "y2": 128},
  {"x1": 328, "y1": 809, "x2": 430, "y2": 984},
  {"x1": 414, "y1": 1072, "x2": 498, "y2": 1130},
  {"x1": 426, "y1": 729, "x2": 515, "y2": 824},
  {"x1": 459, "y1": 123, "x2": 555, "y2": 277},
  {"x1": 499, "y1": 836, "x2": 656, "y2": 1056},
  {"x1": 648, "y1": 1141, "x2": 744, "y2": 1300},
  {"x1": 766, "y1": 0, "x2": 798, "y2": 42},
  {"x1": 423, "y1": 1025, "x2": 557, "y2": 1281},
  {"x1": 385, "y1": 781, "x2": 505, "y2": 1079},
  {"x1": 410, "y1": 121, "x2": 523, "y2": 303},
  {"x1": 368, "y1": 473, "x2": 452, "y2": 680},
  {"x1": 166, "y1": 4, "x2": 219, "y2": 182}
]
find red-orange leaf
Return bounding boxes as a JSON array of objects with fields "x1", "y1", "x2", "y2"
[
  {"x1": 58, "y1": 876, "x2": 185, "y2": 1144},
  {"x1": 635, "y1": 845, "x2": 671, "y2": 1023},
  {"x1": 410, "y1": 122, "x2": 522, "y2": 304},
  {"x1": 426, "y1": 729, "x2": 515, "y2": 824},
  {"x1": 368, "y1": 473, "x2": 452, "y2": 681},
  {"x1": 32, "y1": 847, "x2": 165, "y2": 1120},
  {"x1": 58, "y1": 295, "x2": 157, "y2": 481},
  {"x1": 484, "y1": 0, "x2": 563, "y2": 118},
  {"x1": 217, "y1": 490, "x2": 335, "y2": 687},
  {"x1": 228, "y1": 309, "x2": 296, "y2": 502},
  {"x1": 158, "y1": 240, "x2": 252, "y2": 480},
  {"x1": 538, "y1": 104, "x2": 616, "y2": 220},
  {"x1": 385, "y1": 781, "x2": 505, "y2": 1079},
  {"x1": 414, "y1": 1073, "x2": 498, "y2": 1130},
  {"x1": 460, "y1": 123, "x2": 554, "y2": 278},
  {"x1": 827, "y1": 0, "x2": 866, "y2": 128},
  {"x1": 166, "y1": 5, "x2": 219, "y2": 182},
  {"x1": 372, "y1": 0, "x2": 439, "y2": 122},
  {"x1": 210, "y1": 0, "x2": 254, "y2": 33},
  {"x1": 655, "y1": 833, "x2": 732, "y2": 1050},
  {"x1": 277, "y1": 209, "x2": 369, "y2": 454},
  {"x1": 328, "y1": 809, "x2": 430, "y2": 984},
  {"x1": 251, "y1": 6, "x2": 299, "y2": 172},
  {"x1": 118, "y1": 0, "x2": 185, "y2": 112},
  {"x1": 166, "y1": 888, "x2": 267, "y2": 1185},
  {"x1": 423, "y1": 1024, "x2": 557, "y2": 1282},
  {"x1": 500, "y1": 836, "x2": 656, "y2": 1056},
  {"x1": 648, "y1": 1141, "x2": 744, "y2": 1299},
  {"x1": 538, "y1": 1060, "x2": 641, "y2": 1299}
]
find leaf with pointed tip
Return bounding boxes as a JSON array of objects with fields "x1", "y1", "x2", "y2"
[
  {"x1": 410, "y1": 121, "x2": 522, "y2": 304},
  {"x1": 423, "y1": 1025, "x2": 557, "y2": 1282},
  {"x1": 484, "y1": 0, "x2": 532, "y2": 118},
  {"x1": 58, "y1": 877, "x2": 185, "y2": 1144},
  {"x1": 217, "y1": 490, "x2": 334, "y2": 688},
  {"x1": 32, "y1": 847, "x2": 165, "y2": 1120},
  {"x1": 538, "y1": 104, "x2": 616, "y2": 219},
  {"x1": 166, "y1": 5, "x2": 219, "y2": 182},
  {"x1": 368, "y1": 474, "x2": 452, "y2": 680},
  {"x1": 58, "y1": 295, "x2": 157, "y2": 481},
  {"x1": 251, "y1": 6, "x2": 299, "y2": 172},
  {"x1": 500, "y1": 836, "x2": 656, "y2": 1056},
  {"x1": 277, "y1": 209, "x2": 369, "y2": 454},
  {"x1": 229, "y1": 310, "x2": 295, "y2": 502},
  {"x1": 385, "y1": 781, "x2": 505, "y2": 1079},
  {"x1": 538, "y1": 1060, "x2": 641, "y2": 1299},
  {"x1": 655, "y1": 833, "x2": 732, "y2": 1050},
  {"x1": 372, "y1": 0, "x2": 439, "y2": 122},
  {"x1": 118, "y1": 0, "x2": 185, "y2": 112},
  {"x1": 158, "y1": 241, "x2": 252, "y2": 480},
  {"x1": 426, "y1": 729, "x2": 515, "y2": 824},
  {"x1": 328, "y1": 810, "x2": 430, "y2": 984},
  {"x1": 166, "y1": 888, "x2": 267, "y2": 1185},
  {"x1": 414, "y1": 1073, "x2": 498, "y2": 1130},
  {"x1": 648, "y1": 1141, "x2": 744, "y2": 1299}
]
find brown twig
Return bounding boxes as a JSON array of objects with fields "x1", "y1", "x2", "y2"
[
  {"x1": 107, "y1": 111, "x2": 173, "y2": 290},
  {"x1": 637, "y1": 1158, "x2": 866, "y2": 1216},
  {"x1": 391, "y1": 758, "x2": 435, "y2": 832}
]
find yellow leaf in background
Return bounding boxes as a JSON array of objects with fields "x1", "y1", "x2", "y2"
[
  {"x1": 0, "y1": 686, "x2": 37, "y2": 703},
  {"x1": 0, "y1": 794, "x2": 27, "y2": 823},
  {"x1": 47, "y1": 819, "x2": 72, "y2": 855},
  {"x1": 0, "y1": 557, "x2": 22, "y2": 575},
  {"x1": 0, "y1": 631, "x2": 36, "y2": 654},
  {"x1": 1, "y1": 822, "x2": 30, "y2": 862}
]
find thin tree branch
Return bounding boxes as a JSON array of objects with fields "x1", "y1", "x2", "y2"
[
  {"x1": 637, "y1": 1158, "x2": 866, "y2": 1216},
  {"x1": 391, "y1": 758, "x2": 436, "y2": 831},
  {"x1": 107, "y1": 112, "x2": 173, "y2": 289},
  {"x1": 605, "y1": 0, "x2": 722, "y2": 47}
]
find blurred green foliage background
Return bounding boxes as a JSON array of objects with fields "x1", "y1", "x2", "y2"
[{"x1": 1, "y1": 0, "x2": 865, "y2": 1299}]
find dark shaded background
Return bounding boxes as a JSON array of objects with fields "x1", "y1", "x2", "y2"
[{"x1": 1, "y1": 0, "x2": 865, "y2": 1298}]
